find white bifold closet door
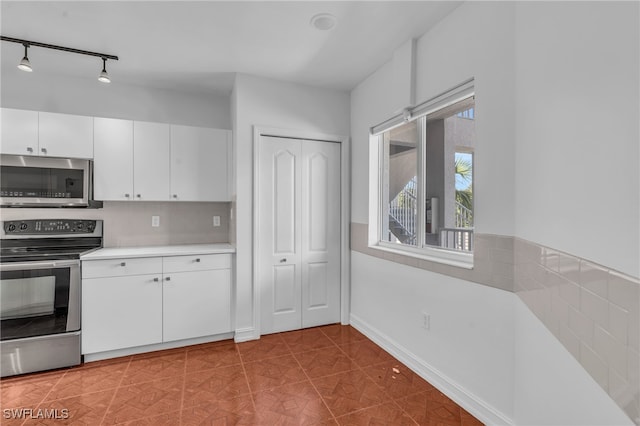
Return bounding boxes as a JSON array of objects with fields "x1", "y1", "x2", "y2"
[{"x1": 258, "y1": 136, "x2": 341, "y2": 334}]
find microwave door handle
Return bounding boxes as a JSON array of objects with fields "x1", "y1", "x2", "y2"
[{"x1": 0, "y1": 259, "x2": 80, "y2": 272}]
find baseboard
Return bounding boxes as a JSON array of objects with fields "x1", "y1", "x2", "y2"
[
  {"x1": 234, "y1": 327, "x2": 259, "y2": 343},
  {"x1": 350, "y1": 314, "x2": 513, "y2": 426},
  {"x1": 83, "y1": 332, "x2": 235, "y2": 362}
]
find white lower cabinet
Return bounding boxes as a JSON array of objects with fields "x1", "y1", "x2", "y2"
[
  {"x1": 82, "y1": 274, "x2": 163, "y2": 354},
  {"x1": 82, "y1": 253, "x2": 232, "y2": 355},
  {"x1": 163, "y1": 269, "x2": 231, "y2": 342}
]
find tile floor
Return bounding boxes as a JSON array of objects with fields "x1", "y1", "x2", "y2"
[{"x1": 0, "y1": 325, "x2": 483, "y2": 425}]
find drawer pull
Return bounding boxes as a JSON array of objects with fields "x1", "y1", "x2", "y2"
[
  {"x1": 153, "y1": 277, "x2": 159, "y2": 282},
  {"x1": 280, "y1": 258, "x2": 287, "y2": 263},
  {"x1": 195, "y1": 258, "x2": 201, "y2": 263},
  {"x1": 120, "y1": 262, "x2": 126, "y2": 267},
  {"x1": 165, "y1": 276, "x2": 171, "y2": 281}
]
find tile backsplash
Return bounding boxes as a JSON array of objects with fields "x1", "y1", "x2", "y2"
[{"x1": 0, "y1": 201, "x2": 231, "y2": 247}]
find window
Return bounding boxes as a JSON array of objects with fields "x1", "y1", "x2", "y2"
[{"x1": 370, "y1": 81, "x2": 475, "y2": 267}]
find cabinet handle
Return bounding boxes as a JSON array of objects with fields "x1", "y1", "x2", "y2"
[
  {"x1": 194, "y1": 258, "x2": 201, "y2": 263},
  {"x1": 280, "y1": 258, "x2": 287, "y2": 263},
  {"x1": 41, "y1": 148, "x2": 47, "y2": 154},
  {"x1": 120, "y1": 262, "x2": 126, "y2": 267},
  {"x1": 165, "y1": 276, "x2": 171, "y2": 281},
  {"x1": 136, "y1": 194, "x2": 141, "y2": 198},
  {"x1": 153, "y1": 277, "x2": 159, "y2": 282},
  {"x1": 26, "y1": 147, "x2": 33, "y2": 153},
  {"x1": 172, "y1": 194, "x2": 178, "y2": 199},
  {"x1": 124, "y1": 193, "x2": 130, "y2": 198}
]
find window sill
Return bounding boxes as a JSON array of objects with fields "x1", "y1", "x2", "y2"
[{"x1": 368, "y1": 242, "x2": 474, "y2": 270}]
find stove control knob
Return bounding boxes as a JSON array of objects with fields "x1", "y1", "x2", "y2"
[
  {"x1": 19, "y1": 223, "x2": 28, "y2": 231},
  {"x1": 7, "y1": 224, "x2": 16, "y2": 232}
]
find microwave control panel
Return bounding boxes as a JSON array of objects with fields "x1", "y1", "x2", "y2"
[{"x1": 3, "y1": 220, "x2": 97, "y2": 235}]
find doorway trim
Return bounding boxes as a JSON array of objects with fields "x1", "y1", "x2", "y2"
[{"x1": 252, "y1": 126, "x2": 351, "y2": 337}]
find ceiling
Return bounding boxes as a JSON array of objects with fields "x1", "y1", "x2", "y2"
[{"x1": 0, "y1": 1, "x2": 462, "y2": 95}]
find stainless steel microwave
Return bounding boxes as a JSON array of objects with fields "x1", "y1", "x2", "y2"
[{"x1": 0, "y1": 155, "x2": 99, "y2": 207}]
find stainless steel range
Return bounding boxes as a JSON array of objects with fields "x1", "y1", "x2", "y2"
[{"x1": 0, "y1": 219, "x2": 103, "y2": 377}]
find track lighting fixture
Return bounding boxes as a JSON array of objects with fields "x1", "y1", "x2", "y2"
[
  {"x1": 17, "y1": 43, "x2": 32, "y2": 72},
  {"x1": 1, "y1": 35, "x2": 118, "y2": 83},
  {"x1": 98, "y1": 58, "x2": 110, "y2": 83}
]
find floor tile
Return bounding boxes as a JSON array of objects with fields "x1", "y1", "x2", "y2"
[
  {"x1": 185, "y1": 342, "x2": 241, "y2": 372},
  {"x1": 295, "y1": 345, "x2": 359, "y2": 378},
  {"x1": 362, "y1": 361, "x2": 435, "y2": 400},
  {"x1": 25, "y1": 388, "x2": 115, "y2": 425},
  {"x1": 183, "y1": 364, "x2": 250, "y2": 407},
  {"x1": 103, "y1": 377, "x2": 183, "y2": 425},
  {"x1": 121, "y1": 351, "x2": 186, "y2": 385},
  {"x1": 244, "y1": 354, "x2": 308, "y2": 392},
  {"x1": 281, "y1": 328, "x2": 336, "y2": 353},
  {"x1": 44, "y1": 362, "x2": 128, "y2": 401},
  {"x1": 339, "y1": 340, "x2": 396, "y2": 368},
  {"x1": 181, "y1": 394, "x2": 258, "y2": 425},
  {"x1": 400, "y1": 390, "x2": 463, "y2": 426},
  {"x1": 252, "y1": 380, "x2": 334, "y2": 425},
  {"x1": 0, "y1": 326, "x2": 483, "y2": 425},
  {"x1": 1, "y1": 373, "x2": 62, "y2": 409},
  {"x1": 237, "y1": 333, "x2": 292, "y2": 362},
  {"x1": 319, "y1": 324, "x2": 368, "y2": 345},
  {"x1": 335, "y1": 402, "x2": 418, "y2": 426},
  {"x1": 117, "y1": 410, "x2": 181, "y2": 425},
  {"x1": 312, "y1": 369, "x2": 389, "y2": 417}
]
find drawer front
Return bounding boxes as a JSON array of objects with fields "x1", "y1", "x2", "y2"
[
  {"x1": 82, "y1": 257, "x2": 162, "y2": 279},
  {"x1": 162, "y1": 254, "x2": 231, "y2": 273}
]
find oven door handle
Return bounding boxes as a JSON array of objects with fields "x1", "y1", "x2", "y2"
[{"x1": 0, "y1": 259, "x2": 80, "y2": 272}]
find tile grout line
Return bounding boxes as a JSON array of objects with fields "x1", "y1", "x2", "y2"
[
  {"x1": 296, "y1": 327, "x2": 343, "y2": 424},
  {"x1": 178, "y1": 347, "x2": 188, "y2": 425},
  {"x1": 99, "y1": 356, "x2": 132, "y2": 426},
  {"x1": 237, "y1": 342, "x2": 259, "y2": 415},
  {"x1": 27, "y1": 369, "x2": 68, "y2": 426}
]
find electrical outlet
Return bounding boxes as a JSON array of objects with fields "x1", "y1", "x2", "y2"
[
  {"x1": 421, "y1": 312, "x2": 430, "y2": 330},
  {"x1": 213, "y1": 216, "x2": 221, "y2": 227},
  {"x1": 151, "y1": 216, "x2": 160, "y2": 227}
]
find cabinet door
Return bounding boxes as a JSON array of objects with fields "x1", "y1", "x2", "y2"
[
  {"x1": 170, "y1": 125, "x2": 230, "y2": 201},
  {"x1": 39, "y1": 112, "x2": 94, "y2": 159},
  {"x1": 133, "y1": 121, "x2": 170, "y2": 201},
  {"x1": 82, "y1": 274, "x2": 163, "y2": 354},
  {"x1": 94, "y1": 118, "x2": 134, "y2": 201},
  {"x1": 0, "y1": 108, "x2": 39, "y2": 155},
  {"x1": 162, "y1": 269, "x2": 231, "y2": 342}
]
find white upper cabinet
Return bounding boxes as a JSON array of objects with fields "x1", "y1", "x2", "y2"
[
  {"x1": 0, "y1": 108, "x2": 39, "y2": 156},
  {"x1": 133, "y1": 121, "x2": 171, "y2": 201},
  {"x1": 94, "y1": 117, "x2": 134, "y2": 201},
  {"x1": 170, "y1": 125, "x2": 230, "y2": 201},
  {"x1": 38, "y1": 112, "x2": 94, "y2": 159}
]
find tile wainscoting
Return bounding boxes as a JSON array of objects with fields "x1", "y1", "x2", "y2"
[
  {"x1": 350, "y1": 221, "x2": 640, "y2": 424},
  {"x1": 515, "y1": 238, "x2": 639, "y2": 423}
]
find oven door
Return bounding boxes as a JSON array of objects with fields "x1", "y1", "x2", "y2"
[
  {"x1": 0, "y1": 155, "x2": 90, "y2": 207},
  {"x1": 0, "y1": 259, "x2": 80, "y2": 341}
]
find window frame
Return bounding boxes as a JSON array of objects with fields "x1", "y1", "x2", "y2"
[{"x1": 368, "y1": 79, "x2": 475, "y2": 269}]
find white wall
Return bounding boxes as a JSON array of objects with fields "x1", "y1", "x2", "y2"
[
  {"x1": 513, "y1": 1, "x2": 640, "y2": 278},
  {"x1": 232, "y1": 73, "x2": 350, "y2": 335},
  {"x1": 351, "y1": 1, "x2": 518, "y2": 418},
  {"x1": 351, "y1": 251, "x2": 515, "y2": 423},
  {"x1": 1, "y1": 66, "x2": 231, "y2": 129},
  {"x1": 350, "y1": 1, "x2": 637, "y2": 424}
]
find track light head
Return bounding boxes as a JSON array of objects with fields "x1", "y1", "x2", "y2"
[
  {"x1": 17, "y1": 43, "x2": 32, "y2": 72},
  {"x1": 98, "y1": 57, "x2": 110, "y2": 83}
]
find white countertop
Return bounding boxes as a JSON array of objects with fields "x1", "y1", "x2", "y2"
[{"x1": 81, "y1": 243, "x2": 235, "y2": 260}]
